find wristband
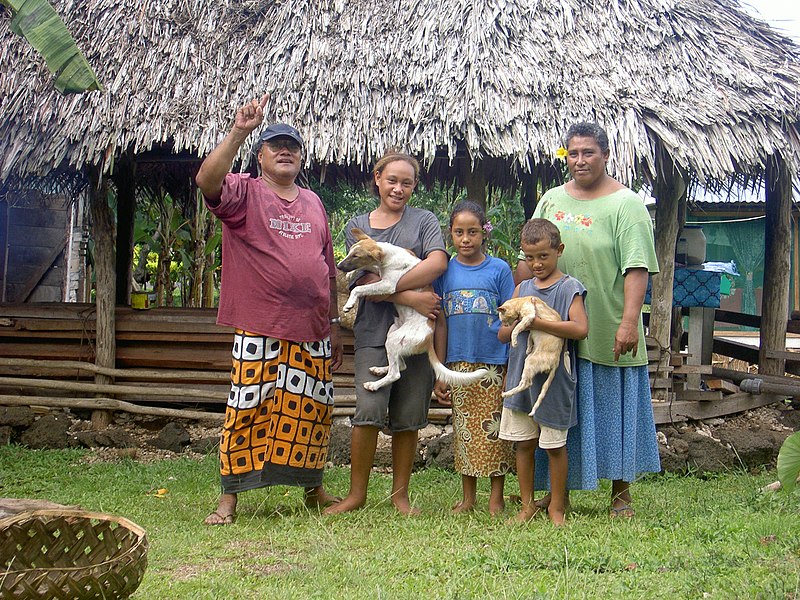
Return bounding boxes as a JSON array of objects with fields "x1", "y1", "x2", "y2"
[{"x1": 329, "y1": 317, "x2": 341, "y2": 325}]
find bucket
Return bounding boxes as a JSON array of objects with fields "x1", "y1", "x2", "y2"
[
  {"x1": 677, "y1": 225, "x2": 706, "y2": 265},
  {"x1": 131, "y1": 292, "x2": 149, "y2": 310}
]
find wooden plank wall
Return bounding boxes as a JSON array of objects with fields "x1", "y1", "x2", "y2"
[
  {"x1": 2, "y1": 194, "x2": 70, "y2": 303},
  {"x1": 0, "y1": 304, "x2": 356, "y2": 408},
  {"x1": 0, "y1": 304, "x2": 787, "y2": 425}
]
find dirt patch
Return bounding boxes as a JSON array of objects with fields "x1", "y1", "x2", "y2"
[{"x1": 168, "y1": 564, "x2": 206, "y2": 581}]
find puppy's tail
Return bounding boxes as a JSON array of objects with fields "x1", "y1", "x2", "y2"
[
  {"x1": 528, "y1": 367, "x2": 558, "y2": 418},
  {"x1": 427, "y1": 346, "x2": 489, "y2": 386}
]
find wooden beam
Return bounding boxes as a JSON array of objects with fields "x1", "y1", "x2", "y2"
[
  {"x1": 88, "y1": 167, "x2": 116, "y2": 429},
  {"x1": 649, "y1": 150, "x2": 686, "y2": 356},
  {"x1": 463, "y1": 160, "x2": 487, "y2": 210},
  {"x1": 713, "y1": 337, "x2": 759, "y2": 364},
  {"x1": 761, "y1": 155, "x2": 792, "y2": 376},
  {"x1": 0, "y1": 375, "x2": 221, "y2": 400},
  {"x1": 652, "y1": 392, "x2": 783, "y2": 424},
  {"x1": 687, "y1": 307, "x2": 715, "y2": 388},
  {"x1": 714, "y1": 309, "x2": 762, "y2": 329},
  {"x1": 793, "y1": 211, "x2": 799, "y2": 311},
  {"x1": 112, "y1": 152, "x2": 136, "y2": 306},
  {"x1": 0, "y1": 395, "x2": 223, "y2": 421},
  {"x1": 0, "y1": 357, "x2": 230, "y2": 381}
]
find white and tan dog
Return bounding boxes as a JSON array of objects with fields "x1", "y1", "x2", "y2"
[
  {"x1": 497, "y1": 296, "x2": 565, "y2": 417},
  {"x1": 338, "y1": 228, "x2": 488, "y2": 391}
]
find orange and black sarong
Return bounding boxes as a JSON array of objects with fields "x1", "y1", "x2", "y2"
[{"x1": 219, "y1": 330, "x2": 334, "y2": 493}]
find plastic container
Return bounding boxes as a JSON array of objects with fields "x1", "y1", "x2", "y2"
[
  {"x1": 131, "y1": 291, "x2": 149, "y2": 310},
  {"x1": 676, "y1": 225, "x2": 706, "y2": 265}
]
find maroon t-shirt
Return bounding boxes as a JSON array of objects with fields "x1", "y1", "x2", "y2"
[{"x1": 206, "y1": 173, "x2": 335, "y2": 342}]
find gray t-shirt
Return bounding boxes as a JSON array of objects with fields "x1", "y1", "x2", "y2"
[
  {"x1": 503, "y1": 275, "x2": 587, "y2": 430},
  {"x1": 345, "y1": 207, "x2": 446, "y2": 350}
]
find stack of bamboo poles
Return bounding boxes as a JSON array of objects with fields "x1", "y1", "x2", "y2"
[{"x1": 0, "y1": 303, "x2": 454, "y2": 424}]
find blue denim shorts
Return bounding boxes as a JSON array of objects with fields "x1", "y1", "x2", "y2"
[{"x1": 352, "y1": 347, "x2": 434, "y2": 432}]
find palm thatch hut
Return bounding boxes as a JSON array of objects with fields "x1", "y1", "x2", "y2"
[{"x1": 1, "y1": 0, "x2": 799, "y2": 380}]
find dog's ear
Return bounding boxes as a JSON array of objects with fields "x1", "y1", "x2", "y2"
[{"x1": 351, "y1": 227, "x2": 369, "y2": 241}]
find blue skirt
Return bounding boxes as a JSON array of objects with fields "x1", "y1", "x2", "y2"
[{"x1": 535, "y1": 359, "x2": 661, "y2": 491}]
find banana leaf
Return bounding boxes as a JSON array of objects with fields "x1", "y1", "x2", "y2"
[
  {"x1": 777, "y1": 430, "x2": 800, "y2": 494},
  {"x1": 2, "y1": 0, "x2": 102, "y2": 93}
]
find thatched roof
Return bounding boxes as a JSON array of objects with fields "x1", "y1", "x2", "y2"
[{"x1": 1, "y1": 0, "x2": 800, "y2": 188}]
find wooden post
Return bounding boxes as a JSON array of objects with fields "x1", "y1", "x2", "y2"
[
  {"x1": 520, "y1": 172, "x2": 537, "y2": 220},
  {"x1": 686, "y1": 307, "x2": 715, "y2": 389},
  {"x1": 760, "y1": 155, "x2": 792, "y2": 377},
  {"x1": 793, "y1": 211, "x2": 799, "y2": 312},
  {"x1": 112, "y1": 151, "x2": 136, "y2": 306},
  {"x1": 463, "y1": 160, "x2": 487, "y2": 211},
  {"x1": 649, "y1": 151, "x2": 686, "y2": 398},
  {"x1": 88, "y1": 167, "x2": 116, "y2": 429}
]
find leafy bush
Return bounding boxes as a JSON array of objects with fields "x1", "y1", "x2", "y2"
[{"x1": 312, "y1": 178, "x2": 527, "y2": 267}]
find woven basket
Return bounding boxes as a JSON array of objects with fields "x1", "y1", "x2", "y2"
[{"x1": 0, "y1": 509, "x2": 148, "y2": 600}]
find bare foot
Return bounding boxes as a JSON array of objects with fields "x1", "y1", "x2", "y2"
[
  {"x1": 534, "y1": 494, "x2": 550, "y2": 509},
  {"x1": 535, "y1": 493, "x2": 571, "y2": 512},
  {"x1": 451, "y1": 500, "x2": 475, "y2": 514},
  {"x1": 548, "y1": 506, "x2": 566, "y2": 526},
  {"x1": 488, "y1": 497, "x2": 506, "y2": 517},
  {"x1": 507, "y1": 504, "x2": 541, "y2": 524},
  {"x1": 392, "y1": 496, "x2": 421, "y2": 516},
  {"x1": 304, "y1": 486, "x2": 341, "y2": 509},
  {"x1": 322, "y1": 494, "x2": 365, "y2": 515},
  {"x1": 204, "y1": 493, "x2": 237, "y2": 525}
]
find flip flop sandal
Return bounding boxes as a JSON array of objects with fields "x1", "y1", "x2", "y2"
[
  {"x1": 609, "y1": 505, "x2": 635, "y2": 519},
  {"x1": 204, "y1": 510, "x2": 236, "y2": 525}
]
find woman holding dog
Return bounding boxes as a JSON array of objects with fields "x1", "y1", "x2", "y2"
[
  {"x1": 325, "y1": 151, "x2": 448, "y2": 516},
  {"x1": 515, "y1": 122, "x2": 660, "y2": 518}
]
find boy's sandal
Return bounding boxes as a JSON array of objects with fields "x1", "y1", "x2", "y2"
[{"x1": 609, "y1": 504, "x2": 635, "y2": 519}]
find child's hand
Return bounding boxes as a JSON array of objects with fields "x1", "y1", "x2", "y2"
[{"x1": 434, "y1": 381, "x2": 451, "y2": 405}]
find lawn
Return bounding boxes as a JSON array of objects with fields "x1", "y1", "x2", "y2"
[{"x1": 0, "y1": 446, "x2": 798, "y2": 599}]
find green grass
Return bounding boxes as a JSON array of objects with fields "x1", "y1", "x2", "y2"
[{"x1": 1, "y1": 446, "x2": 798, "y2": 599}]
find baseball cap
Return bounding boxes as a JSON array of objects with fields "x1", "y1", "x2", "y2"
[{"x1": 257, "y1": 123, "x2": 303, "y2": 147}]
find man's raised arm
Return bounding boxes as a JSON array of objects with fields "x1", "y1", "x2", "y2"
[{"x1": 195, "y1": 94, "x2": 269, "y2": 201}]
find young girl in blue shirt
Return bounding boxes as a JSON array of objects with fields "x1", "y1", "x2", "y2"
[{"x1": 434, "y1": 201, "x2": 515, "y2": 515}]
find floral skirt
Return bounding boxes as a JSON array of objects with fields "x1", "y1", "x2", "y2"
[
  {"x1": 219, "y1": 330, "x2": 334, "y2": 494},
  {"x1": 449, "y1": 362, "x2": 514, "y2": 478}
]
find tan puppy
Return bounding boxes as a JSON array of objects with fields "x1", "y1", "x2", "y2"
[
  {"x1": 497, "y1": 296, "x2": 565, "y2": 417},
  {"x1": 338, "y1": 228, "x2": 488, "y2": 391}
]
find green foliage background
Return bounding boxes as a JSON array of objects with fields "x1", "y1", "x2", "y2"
[{"x1": 312, "y1": 179, "x2": 527, "y2": 266}]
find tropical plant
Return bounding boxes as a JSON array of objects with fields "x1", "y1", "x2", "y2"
[
  {"x1": 777, "y1": 430, "x2": 800, "y2": 493},
  {"x1": 2, "y1": 0, "x2": 102, "y2": 93}
]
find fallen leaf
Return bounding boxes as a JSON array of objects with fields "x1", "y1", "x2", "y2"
[{"x1": 147, "y1": 487, "x2": 169, "y2": 499}]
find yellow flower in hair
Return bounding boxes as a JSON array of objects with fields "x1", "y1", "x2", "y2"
[{"x1": 556, "y1": 147, "x2": 568, "y2": 160}]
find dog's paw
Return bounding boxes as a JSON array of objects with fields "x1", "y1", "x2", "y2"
[
  {"x1": 363, "y1": 381, "x2": 383, "y2": 392},
  {"x1": 342, "y1": 302, "x2": 355, "y2": 313},
  {"x1": 501, "y1": 389, "x2": 512, "y2": 398},
  {"x1": 369, "y1": 366, "x2": 389, "y2": 376}
]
